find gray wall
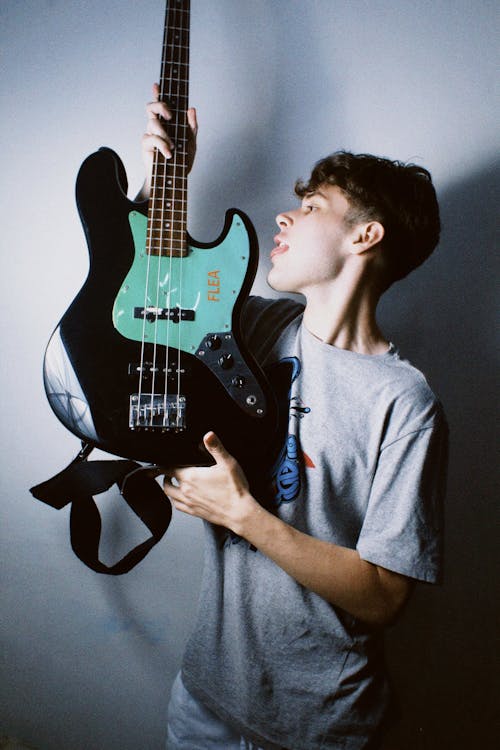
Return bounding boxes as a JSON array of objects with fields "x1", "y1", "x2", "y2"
[{"x1": 1, "y1": 1, "x2": 498, "y2": 748}]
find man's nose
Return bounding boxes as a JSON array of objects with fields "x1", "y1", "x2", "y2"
[{"x1": 275, "y1": 211, "x2": 293, "y2": 228}]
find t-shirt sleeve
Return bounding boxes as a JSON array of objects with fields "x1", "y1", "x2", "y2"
[
  {"x1": 240, "y1": 295, "x2": 304, "y2": 361},
  {"x1": 356, "y1": 401, "x2": 448, "y2": 584}
]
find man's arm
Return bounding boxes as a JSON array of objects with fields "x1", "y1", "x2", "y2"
[{"x1": 164, "y1": 432, "x2": 414, "y2": 628}]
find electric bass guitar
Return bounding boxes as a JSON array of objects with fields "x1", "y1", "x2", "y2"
[{"x1": 43, "y1": 0, "x2": 279, "y2": 471}]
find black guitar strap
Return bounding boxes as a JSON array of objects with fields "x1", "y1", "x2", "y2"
[{"x1": 30, "y1": 443, "x2": 171, "y2": 575}]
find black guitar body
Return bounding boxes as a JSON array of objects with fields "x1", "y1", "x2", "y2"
[{"x1": 43, "y1": 148, "x2": 282, "y2": 476}]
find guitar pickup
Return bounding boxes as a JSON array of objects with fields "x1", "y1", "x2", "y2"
[
  {"x1": 128, "y1": 361, "x2": 190, "y2": 379},
  {"x1": 134, "y1": 306, "x2": 195, "y2": 323}
]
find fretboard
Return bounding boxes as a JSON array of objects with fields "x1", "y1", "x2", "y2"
[{"x1": 147, "y1": 0, "x2": 190, "y2": 258}]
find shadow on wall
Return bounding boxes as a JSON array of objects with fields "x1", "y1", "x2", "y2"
[{"x1": 378, "y1": 160, "x2": 499, "y2": 749}]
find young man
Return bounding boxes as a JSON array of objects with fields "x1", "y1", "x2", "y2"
[{"x1": 142, "y1": 88, "x2": 448, "y2": 750}]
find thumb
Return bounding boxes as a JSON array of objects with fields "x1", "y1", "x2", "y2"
[{"x1": 203, "y1": 431, "x2": 230, "y2": 463}]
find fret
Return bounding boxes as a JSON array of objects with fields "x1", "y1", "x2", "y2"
[
  {"x1": 158, "y1": 102, "x2": 189, "y2": 112},
  {"x1": 148, "y1": 236, "x2": 187, "y2": 242},
  {"x1": 147, "y1": 223, "x2": 187, "y2": 231},
  {"x1": 149, "y1": 205, "x2": 187, "y2": 215},
  {"x1": 150, "y1": 165, "x2": 188, "y2": 175},
  {"x1": 149, "y1": 187, "x2": 188, "y2": 195},
  {"x1": 147, "y1": 242, "x2": 188, "y2": 259},
  {"x1": 163, "y1": 43, "x2": 189, "y2": 51},
  {"x1": 149, "y1": 202, "x2": 187, "y2": 210},
  {"x1": 164, "y1": 50, "x2": 188, "y2": 57},
  {"x1": 153, "y1": 166, "x2": 187, "y2": 180},
  {"x1": 148, "y1": 212, "x2": 187, "y2": 219},
  {"x1": 148, "y1": 226, "x2": 186, "y2": 234},
  {"x1": 160, "y1": 70, "x2": 189, "y2": 77},
  {"x1": 148, "y1": 225, "x2": 187, "y2": 233},
  {"x1": 148, "y1": 205, "x2": 188, "y2": 214},
  {"x1": 150, "y1": 181, "x2": 189, "y2": 192},
  {"x1": 148, "y1": 218, "x2": 187, "y2": 227},
  {"x1": 148, "y1": 238, "x2": 187, "y2": 246},
  {"x1": 149, "y1": 204, "x2": 187, "y2": 212},
  {"x1": 148, "y1": 220, "x2": 187, "y2": 230},
  {"x1": 148, "y1": 216, "x2": 187, "y2": 225},
  {"x1": 148, "y1": 216, "x2": 187, "y2": 226},
  {"x1": 148, "y1": 209, "x2": 187, "y2": 217},
  {"x1": 148, "y1": 225, "x2": 187, "y2": 232},
  {"x1": 148, "y1": 223, "x2": 187, "y2": 231},
  {"x1": 149, "y1": 210, "x2": 187, "y2": 218},
  {"x1": 148, "y1": 208, "x2": 188, "y2": 217},
  {"x1": 158, "y1": 93, "x2": 189, "y2": 106},
  {"x1": 149, "y1": 185, "x2": 188, "y2": 195},
  {"x1": 149, "y1": 203, "x2": 187, "y2": 210},
  {"x1": 151, "y1": 164, "x2": 188, "y2": 174}
]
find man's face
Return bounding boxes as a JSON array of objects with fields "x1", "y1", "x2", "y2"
[{"x1": 267, "y1": 184, "x2": 357, "y2": 295}]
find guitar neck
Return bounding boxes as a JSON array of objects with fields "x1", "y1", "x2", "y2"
[{"x1": 148, "y1": 0, "x2": 190, "y2": 258}]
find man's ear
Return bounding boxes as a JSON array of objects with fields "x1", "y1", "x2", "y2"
[{"x1": 350, "y1": 221, "x2": 385, "y2": 255}]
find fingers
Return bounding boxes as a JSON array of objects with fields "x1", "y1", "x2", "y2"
[
  {"x1": 187, "y1": 107, "x2": 198, "y2": 136},
  {"x1": 202, "y1": 432, "x2": 232, "y2": 464},
  {"x1": 143, "y1": 94, "x2": 173, "y2": 161},
  {"x1": 143, "y1": 102, "x2": 196, "y2": 162},
  {"x1": 163, "y1": 467, "x2": 194, "y2": 497},
  {"x1": 163, "y1": 477, "x2": 197, "y2": 517},
  {"x1": 146, "y1": 86, "x2": 197, "y2": 134},
  {"x1": 163, "y1": 474, "x2": 183, "y2": 498},
  {"x1": 146, "y1": 98, "x2": 172, "y2": 123},
  {"x1": 142, "y1": 132, "x2": 173, "y2": 161},
  {"x1": 163, "y1": 473, "x2": 201, "y2": 519}
]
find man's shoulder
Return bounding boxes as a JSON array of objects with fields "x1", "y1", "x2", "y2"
[
  {"x1": 240, "y1": 295, "x2": 304, "y2": 356},
  {"x1": 242, "y1": 295, "x2": 304, "y2": 324},
  {"x1": 376, "y1": 351, "x2": 447, "y2": 443}
]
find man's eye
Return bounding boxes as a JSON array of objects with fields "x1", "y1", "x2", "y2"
[{"x1": 304, "y1": 204, "x2": 317, "y2": 213}]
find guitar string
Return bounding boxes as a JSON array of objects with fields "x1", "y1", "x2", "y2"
[
  {"x1": 168, "y1": 0, "x2": 179, "y2": 430},
  {"x1": 161, "y1": 0, "x2": 174, "y2": 430},
  {"x1": 176, "y1": 1, "x2": 188, "y2": 429},
  {"x1": 138, "y1": 111, "x2": 160, "y2": 428},
  {"x1": 168, "y1": 0, "x2": 182, "y2": 430},
  {"x1": 165, "y1": 0, "x2": 188, "y2": 431},
  {"x1": 138, "y1": 1, "x2": 168, "y2": 428},
  {"x1": 163, "y1": 0, "x2": 186, "y2": 430}
]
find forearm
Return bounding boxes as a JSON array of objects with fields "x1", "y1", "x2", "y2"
[
  {"x1": 164, "y1": 432, "x2": 412, "y2": 627},
  {"x1": 236, "y1": 497, "x2": 411, "y2": 626}
]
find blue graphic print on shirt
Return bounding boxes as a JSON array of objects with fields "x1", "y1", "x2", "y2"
[
  {"x1": 269, "y1": 357, "x2": 310, "y2": 506},
  {"x1": 220, "y1": 356, "x2": 310, "y2": 548}
]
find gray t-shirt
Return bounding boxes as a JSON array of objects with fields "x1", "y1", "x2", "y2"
[{"x1": 181, "y1": 297, "x2": 448, "y2": 750}]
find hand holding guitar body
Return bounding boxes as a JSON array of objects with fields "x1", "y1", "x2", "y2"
[{"x1": 163, "y1": 428, "x2": 413, "y2": 627}]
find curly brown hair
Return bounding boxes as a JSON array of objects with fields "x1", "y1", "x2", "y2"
[{"x1": 295, "y1": 152, "x2": 441, "y2": 289}]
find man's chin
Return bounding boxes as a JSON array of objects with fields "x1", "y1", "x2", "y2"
[{"x1": 267, "y1": 269, "x2": 294, "y2": 294}]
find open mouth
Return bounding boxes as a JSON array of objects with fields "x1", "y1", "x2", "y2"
[{"x1": 270, "y1": 235, "x2": 289, "y2": 259}]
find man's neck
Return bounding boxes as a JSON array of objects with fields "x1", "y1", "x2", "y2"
[{"x1": 301, "y1": 267, "x2": 389, "y2": 356}]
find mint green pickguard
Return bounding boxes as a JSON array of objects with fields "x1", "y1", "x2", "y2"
[{"x1": 112, "y1": 211, "x2": 250, "y2": 352}]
